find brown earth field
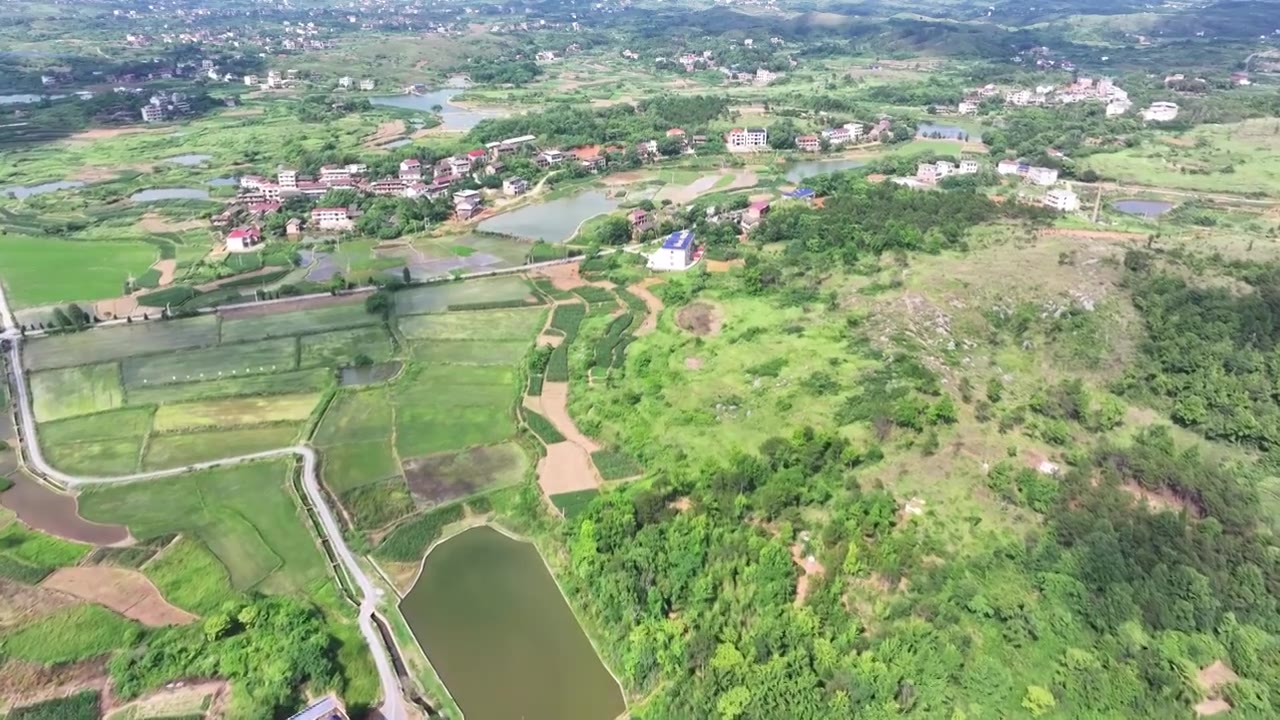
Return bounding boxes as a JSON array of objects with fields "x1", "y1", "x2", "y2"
[
  {"x1": 402, "y1": 445, "x2": 520, "y2": 506},
  {"x1": 675, "y1": 301, "x2": 723, "y2": 336},
  {"x1": 41, "y1": 567, "x2": 197, "y2": 626},
  {"x1": 536, "y1": 442, "x2": 599, "y2": 495}
]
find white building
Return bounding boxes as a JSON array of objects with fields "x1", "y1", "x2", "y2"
[
  {"x1": 1027, "y1": 166, "x2": 1060, "y2": 186},
  {"x1": 1043, "y1": 188, "x2": 1080, "y2": 212},
  {"x1": 649, "y1": 230, "x2": 697, "y2": 271},
  {"x1": 358, "y1": 79, "x2": 376, "y2": 91},
  {"x1": 959, "y1": 159, "x2": 980, "y2": 174},
  {"x1": 957, "y1": 100, "x2": 979, "y2": 115},
  {"x1": 726, "y1": 127, "x2": 768, "y2": 152},
  {"x1": 398, "y1": 158, "x2": 422, "y2": 181},
  {"x1": 503, "y1": 177, "x2": 528, "y2": 196},
  {"x1": 1142, "y1": 101, "x2": 1179, "y2": 122},
  {"x1": 140, "y1": 104, "x2": 165, "y2": 123},
  {"x1": 338, "y1": 76, "x2": 353, "y2": 88},
  {"x1": 1106, "y1": 99, "x2": 1132, "y2": 117},
  {"x1": 277, "y1": 169, "x2": 298, "y2": 189},
  {"x1": 310, "y1": 207, "x2": 354, "y2": 231},
  {"x1": 267, "y1": 70, "x2": 282, "y2": 88},
  {"x1": 243, "y1": 74, "x2": 258, "y2": 86},
  {"x1": 225, "y1": 226, "x2": 262, "y2": 253}
]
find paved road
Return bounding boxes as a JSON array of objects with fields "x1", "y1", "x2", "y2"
[{"x1": 0, "y1": 287, "x2": 409, "y2": 720}]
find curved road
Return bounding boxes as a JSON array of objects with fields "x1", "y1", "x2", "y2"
[{"x1": 0, "y1": 288, "x2": 408, "y2": 720}]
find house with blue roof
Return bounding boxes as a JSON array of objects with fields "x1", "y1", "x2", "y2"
[
  {"x1": 785, "y1": 187, "x2": 816, "y2": 202},
  {"x1": 649, "y1": 229, "x2": 696, "y2": 271}
]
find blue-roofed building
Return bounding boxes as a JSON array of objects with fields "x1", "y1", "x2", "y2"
[
  {"x1": 650, "y1": 229, "x2": 696, "y2": 271},
  {"x1": 288, "y1": 696, "x2": 347, "y2": 720},
  {"x1": 785, "y1": 187, "x2": 817, "y2": 202}
]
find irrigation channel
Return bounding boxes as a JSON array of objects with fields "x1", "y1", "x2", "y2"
[{"x1": 0, "y1": 283, "x2": 410, "y2": 720}]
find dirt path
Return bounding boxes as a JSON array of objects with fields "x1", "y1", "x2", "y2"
[
  {"x1": 791, "y1": 543, "x2": 826, "y2": 607},
  {"x1": 104, "y1": 681, "x2": 227, "y2": 720},
  {"x1": 150, "y1": 258, "x2": 177, "y2": 286},
  {"x1": 1038, "y1": 228, "x2": 1147, "y2": 242},
  {"x1": 534, "y1": 382, "x2": 602, "y2": 453},
  {"x1": 41, "y1": 567, "x2": 197, "y2": 626},
  {"x1": 627, "y1": 278, "x2": 663, "y2": 337}
]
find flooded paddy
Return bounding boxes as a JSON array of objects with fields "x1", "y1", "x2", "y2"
[
  {"x1": 1112, "y1": 198, "x2": 1175, "y2": 218},
  {"x1": 400, "y1": 525, "x2": 625, "y2": 720},
  {"x1": 164, "y1": 154, "x2": 213, "y2": 166},
  {"x1": 477, "y1": 191, "x2": 619, "y2": 243},
  {"x1": 339, "y1": 361, "x2": 402, "y2": 386},
  {"x1": 3, "y1": 180, "x2": 86, "y2": 199},
  {"x1": 0, "y1": 473, "x2": 130, "y2": 545},
  {"x1": 916, "y1": 122, "x2": 980, "y2": 140}
]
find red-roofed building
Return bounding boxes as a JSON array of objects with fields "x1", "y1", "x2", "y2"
[
  {"x1": 666, "y1": 127, "x2": 686, "y2": 138},
  {"x1": 399, "y1": 158, "x2": 422, "y2": 181},
  {"x1": 226, "y1": 226, "x2": 262, "y2": 253},
  {"x1": 311, "y1": 207, "x2": 354, "y2": 231},
  {"x1": 629, "y1": 208, "x2": 655, "y2": 233},
  {"x1": 248, "y1": 201, "x2": 282, "y2": 216},
  {"x1": 796, "y1": 134, "x2": 820, "y2": 152}
]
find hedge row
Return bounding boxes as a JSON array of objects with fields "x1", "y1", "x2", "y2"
[
  {"x1": 375, "y1": 503, "x2": 465, "y2": 562},
  {"x1": 447, "y1": 298, "x2": 537, "y2": 312}
]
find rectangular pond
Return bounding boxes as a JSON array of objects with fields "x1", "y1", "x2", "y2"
[
  {"x1": 400, "y1": 525, "x2": 626, "y2": 720},
  {"x1": 784, "y1": 158, "x2": 867, "y2": 183},
  {"x1": 476, "y1": 191, "x2": 619, "y2": 243},
  {"x1": 3, "y1": 180, "x2": 86, "y2": 199}
]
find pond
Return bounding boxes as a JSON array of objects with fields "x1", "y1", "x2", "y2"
[
  {"x1": 0, "y1": 472, "x2": 130, "y2": 546},
  {"x1": 401, "y1": 526, "x2": 626, "y2": 720},
  {"x1": 381, "y1": 138, "x2": 414, "y2": 149},
  {"x1": 785, "y1": 158, "x2": 867, "y2": 183},
  {"x1": 1112, "y1": 198, "x2": 1175, "y2": 218},
  {"x1": 477, "y1": 191, "x2": 619, "y2": 243},
  {"x1": 206, "y1": 176, "x2": 239, "y2": 187},
  {"x1": 3, "y1": 180, "x2": 86, "y2": 199},
  {"x1": 369, "y1": 89, "x2": 505, "y2": 132},
  {"x1": 916, "y1": 122, "x2": 980, "y2": 141},
  {"x1": 130, "y1": 188, "x2": 211, "y2": 202},
  {"x1": 339, "y1": 361, "x2": 402, "y2": 386},
  {"x1": 165, "y1": 154, "x2": 213, "y2": 166},
  {"x1": 0, "y1": 93, "x2": 67, "y2": 104}
]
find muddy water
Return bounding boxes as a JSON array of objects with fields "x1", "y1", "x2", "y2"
[{"x1": 0, "y1": 470, "x2": 130, "y2": 545}]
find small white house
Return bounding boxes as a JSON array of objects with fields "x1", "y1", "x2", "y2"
[
  {"x1": 649, "y1": 229, "x2": 696, "y2": 271},
  {"x1": 225, "y1": 226, "x2": 262, "y2": 253},
  {"x1": 1043, "y1": 188, "x2": 1080, "y2": 212},
  {"x1": 503, "y1": 177, "x2": 528, "y2": 196}
]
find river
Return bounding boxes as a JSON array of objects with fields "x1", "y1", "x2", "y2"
[{"x1": 400, "y1": 525, "x2": 625, "y2": 720}]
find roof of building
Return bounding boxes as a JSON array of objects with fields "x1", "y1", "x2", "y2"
[
  {"x1": 749, "y1": 200, "x2": 770, "y2": 211},
  {"x1": 786, "y1": 188, "x2": 816, "y2": 199},
  {"x1": 287, "y1": 696, "x2": 345, "y2": 720},
  {"x1": 312, "y1": 207, "x2": 348, "y2": 214},
  {"x1": 629, "y1": 208, "x2": 649, "y2": 219},
  {"x1": 661, "y1": 229, "x2": 695, "y2": 250},
  {"x1": 400, "y1": 158, "x2": 421, "y2": 166},
  {"x1": 466, "y1": 149, "x2": 486, "y2": 158},
  {"x1": 227, "y1": 226, "x2": 259, "y2": 239}
]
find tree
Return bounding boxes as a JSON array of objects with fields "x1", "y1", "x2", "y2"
[
  {"x1": 593, "y1": 216, "x2": 633, "y2": 246},
  {"x1": 402, "y1": 266, "x2": 412, "y2": 284},
  {"x1": 364, "y1": 290, "x2": 392, "y2": 319}
]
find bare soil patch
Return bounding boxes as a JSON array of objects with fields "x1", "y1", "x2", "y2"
[
  {"x1": 684, "y1": 357, "x2": 703, "y2": 370},
  {"x1": 790, "y1": 543, "x2": 826, "y2": 606},
  {"x1": 219, "y1": 292, "x2": 362, "y2": 319},
  {"x1": 42, "y1": 567, "x2": 196, "y2": 626},
  {"x1": 104, "y1": 680, "x2": 226, "y2": 720},
  {"x1": 1194, "y1": 699, "x2": 1232, "y2": 716},
  {"x1": 0, "y1": 658, "x2": 109, "y2": 714},
  {"x1": 676, "y1": 301, "x2": 723, "y2": 336},
  {"x1": 536, "y1": 442, "x2": 599, "y2": 495},
  {"x1": 1194, "y1": 660, "x2": 1239, "y2": 716},
  {"x1": 705, "y1": 258, "x2": 745, "y2": 273},
  {"x1": 0, "y1": 578, "x2": 80, "y2": 631},
  {"x1": 402, "y1": 445, "x2": 522, "y2": 506},
  {"x1": 150, "y1": 259, "x2": 178, "y2": 286},
  {"x1": 537, "y1": 382, "x2": 601, "y2": 452},
  {"x1": 627, "y1": 278, "x2": 663, "y2": 337},
  {"x1": 65, "y1": 126, "x2": 162, "y2": 142},
  {"x1": 95, "y1": 295, "x2": 139, "y2": 322},
  {"x1": 532, "y1": 263, "x2": 588, "y2": 290},
  {"x1": 1038, "y1": 228, "x2": 1147, "y2": 242},
  {"x1": 0, "y1": 475, "x2": 130, "y2": 545},
  {"x1": 364, "y1": 119, "x2": 407, "y2": 149},
  {"x1": 196, "y1": 265, "x2": 282, "y2": 292},
  {"x1": 69, "y1": 166, "x2": 127, "y2": 183},
  {"x1": 537, "y1": 333, "x2": 564, "y2": 348},
  {"x1": 137, "y1": 213, "x2": 205, "y2": 234}
]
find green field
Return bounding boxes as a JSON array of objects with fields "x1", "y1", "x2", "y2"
[
  {"x1": 78, "y1": 461, "x2": 325, "y2": 593},
  {"x1": 0, "y1": 234, "x2": 157, "y2": 309},
  {"x1": 121, "y1": 337, "x2": 298, "y2": 387},
  {"x1": 220, "y1": 302, "x2": 377, "y2": 343},
  {"x1": 410, "y1": 339, "x2": 532, "y2": 366},
  {"x1": 315, "y1": 387, "x2": 395, "y2": 445},
  {"x1": 393, "y1": 365, "x2": 518, "y2": 458},
  {"x1": 0, "y1": 508, "x2": 91, "y2": 582},
  {"x1": 143, "y1": 535, "x2": 241, "y2": 615},
  {"x1": 392, "y1": 277, "x2": 536, "y2": 315},
  {"x1": 29, "y1": 363, "x2": 123, "y2": 421},
  {"x1": 323, "y1": 439, "x2": 401, "y2": 493},
  {"x1": 123, "y1": 368, "x2": 331, "y2": 405},
  {"x1": 398, "y1": 307, "x2": 546, "y2": 341},
  {"x1": 299, "y1": 325, "x2": 394, "y2": 368},
  {"x1": 44, "y1": 436, "x2": 146, "y2": 475},
  {"x1": 152, "y1": 393, "x2": 320, "y2": 432},
  {"x1": 24, "y1": 315, "x2": 220, "y2": 371},
  {"x1": 40, "y1": 406, "x2": 154, "y2": 445},
  {"x1": 0, "y1": 605, "x2": 141, "y2": 664},
  {"x1": 142, "y1": 425, "x2": 300, "y2": 470}
]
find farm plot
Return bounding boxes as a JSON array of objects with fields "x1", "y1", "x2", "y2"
[
  {"x1": 314, "y1": 388, "x2": 394, "y2": 445},
  {"x1": 220, "y1": 301, "x2": 376, "y2": 343},
  {"x1": 402, "y1": 442, "x2": 528, "y2": 506},
  {"x1": 77, "y1": 461, "x2": 325, "y2": 594},
  {"x1": 44, "y1": 436, "x2": 145, "y2": 476},
  {"x1": 124, "y1": 368, "x2": 331, "y2": 406},
  {"x1": 39, "y1": 407, "x2": 154, "y2": 446},
  {"x1": 0, "y1": 234, "x2": 157, "y2": 309},
  {"x1": 23, "y1": 315, "x2": 220, "y2": 371},
  {"x1": 152, "y1": 393, "x2": 320, "y2": 432},
  {"x1": 29, "y1": 363, "x2": 123, "y2": 422},
  {"x1": 397, "y1": 307, "x2": 546, "y2": 341},
  {"x1": 121, "y1": 337, "x2": 298, "y2": 387},
  {"x1": 393, "y1": 365, "x2": 518, "y2": 458},
  {"x1": 392, "y1": 277, "x2": 536, "y2": 315},
  {"x1": 0, "y1": 511, "x2": 90, "y2": 584},
  {"x1": 40, "y1": 567, "x2": 196, "y2": 626},
  {"x1": 411, "y1": 340, "x2": 531, "y2": 366},
  {"x1": 142, "y1": 425, "x2": 301, "y2": 471},
  {"x1": 142, "y1": 536, "x2": 239, "y2": 615},
  {"x1": 322, "y1": 440, "x2": 401, "y2": 493},
  {"x1": 299, "y1": 325, "x2": 394, "y2": 368}
]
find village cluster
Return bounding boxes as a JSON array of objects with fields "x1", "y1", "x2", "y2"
[{"x1": 951, "y1": 76, "x2": 1182, "y2": 123}]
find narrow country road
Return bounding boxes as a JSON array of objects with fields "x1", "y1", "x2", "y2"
[{"x1": 0, "y1": 286, "x2": 409, "y2": 720}]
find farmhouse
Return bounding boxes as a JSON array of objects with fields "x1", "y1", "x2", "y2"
[
  {"x1": 744, "y1": 200, "x2": 771, "y2": 227},
  {"x1": 1043, "y1": 188, "x2": 1080, "y2": 212},
  {"x1": 629, "y1": 208, "x2": 655, "y2": 233},
  {"x1": 649, "y1": 229, "x2": 697, "y2": 271},
  {"x1": 1142, "y1": 101, "x2": 1179, "y2": 122},
  {"x1": 726, "y1": 127, "x2": 768, "y2": 153},
  {"x1": 784, "y1": 187, "x2": 816, "y2": 203},
  {"x1": 398, "y1": 158, "x2": 422, "y2": 181},
  {"x1": 796, "y1": 135, "x2": 820, "y2": 152},
  {"x1": 311, "y1": 207, "x2": 354, "y2": 231},
  {"x1": 225, "y1": 226, "x2": 262, "y2": 253},
  {"x1": 288, "y1": 695, "x2": 348, "y2": 720},
  {"x1": 503, "y1": 177, "x2": 528, "y2": 196}
]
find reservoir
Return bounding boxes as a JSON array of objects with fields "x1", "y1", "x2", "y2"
[
  {"x1": 785, "y1": 158, "x2": 867, "y2": 182},
  {"x1": 1112, "y1": 199, "x2": 1175, "y2": 218},
  {"x1": 400, "y1": 525, "x2": 625, "y2": 720},
  {"x1": 165, "y1": 154, "x2": 213, "y2": 166},
  {"x1": 369, "y1": 89, "x2": 504, "y2": 132},
  {"x1": 477, "y1": 191, "x2": 619, "y2": 243},
  {"x1": 917, "y1": 123, "x2": 980, "y2": 141},
  {"x1": 130, "y1": 188, "x2": 211, "y2": 202}
]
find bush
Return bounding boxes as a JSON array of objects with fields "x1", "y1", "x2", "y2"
[
  {"x1": 466, "y1": 495, "x2": 493, "y2": 515},
  {"x1": 525, "y1": 409, "x2": 566, "y2": 444},
  {"x1": 375, "y1": 504, "x2": 465, "y2": 561},
  {"x1": 342, "y1": 479, "x2": 416, "y2": 531},
  {"x1": 591, "y1": 449, "x2": 643, "y2": 481}
]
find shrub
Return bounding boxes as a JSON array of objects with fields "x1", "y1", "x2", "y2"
[
  {"x1": 342, "y1": 479, "x2": 416, "y2": 531},
  {"x1": 375, "y1": 504, "x2": 465, "y2": 561},
  {"x1": 525, "y1": 409, "x2": 566, "y2": 444},
  {"x1": 10, "y1": 691, "x2": 100, "y2": 720},
  {"x1": 551, "y1": 489, "x2": 599, "y2": 520}
]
